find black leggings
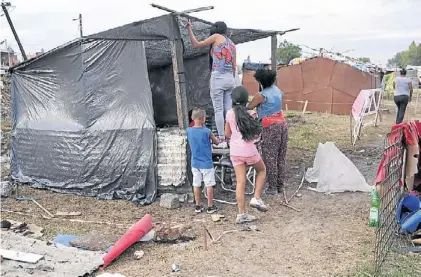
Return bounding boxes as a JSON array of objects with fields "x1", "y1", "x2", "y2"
[{"x1": 394, "y1": 95, "x2": 409, "y2": 124}]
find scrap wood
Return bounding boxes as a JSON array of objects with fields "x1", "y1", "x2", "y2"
[
  {"x1": 280, "y1": 202, "x2": 301, "y2": 212},
  {"x1": 31, "y1": 199, "x2": 54, "y2": 218},
  {"x1": 202, "y1": 225, "x2": 245, "y2": 246},
  {"x1": 283, "y1": 190, "x2": 288, "y2": 204},
  {"x1": 213, "y1": 229, "x2": 240, "y2": 242},
  {"x1": 55, "y1": 211, "x2": 82, "y2": 217},
  {"x1": 203, "y1": 225, "x2": 208, "y2": 251},
  {"x1": 0, "y1": 249, "x2": 43, "y2": 264},
  {"x1": 1, "y1": 210, "x2": 131, "y2": 228},
  {"x1": 287, "y1": 171, "x2": 306, "y2": 203},
  {"x1": 211, "y1": 214, "x2": 225, "y2": 222}
]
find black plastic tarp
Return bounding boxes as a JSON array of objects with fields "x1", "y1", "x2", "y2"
[
  {"x1": 11, "y1": 40, "x2": 157, "y2": 204},
  {"x1": 149, "y1": 54, "x2": 213, "y2": 126},
  {"x1": 87, "y1": 14, "x2": 277, "y2": 69},
  {"x1": 9, "y1": 12, "x2": 281, "y2": 203}
]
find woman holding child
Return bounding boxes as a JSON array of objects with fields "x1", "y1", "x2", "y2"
[
  {"x1": 248, "y1": 69, "x2": 288, "y2": 195},
  {"x1": 187, "y1": 21, "x2": 236, "y2": 148}
]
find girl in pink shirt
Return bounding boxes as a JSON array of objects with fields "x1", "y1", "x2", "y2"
[{"x1": 225, "y1": 86, "x2": 267, "y2": 224}]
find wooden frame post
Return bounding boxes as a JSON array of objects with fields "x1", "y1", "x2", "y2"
[
  {"x1": 151, "y1": 3, "x2": 214, "y2": 129},
  {"x1": 271, "y1": 34, "x2": 277, "y2": 72},
  {"x1": 170, "y1": 16, "x2": 189, "y2": 129}
]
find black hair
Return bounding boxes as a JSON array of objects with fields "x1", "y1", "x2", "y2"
[
  {"x1": 254, "y1": 69, "x2": 277, "y2": 89},
  {"x1": 210, "y1": 21, "x2": 228, "y2": 35},
  {"x1": 400, "y1": 68, "x2": 407, "y2": 76},
  {"x1": 231, "y1": 86, "x2": 262, "y2": 141},
  {"x1": 209, "y1": 21, "x2": 228, "y2": 71}
]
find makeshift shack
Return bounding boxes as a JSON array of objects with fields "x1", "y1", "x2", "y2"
[
  {"x1": 10, "y1": 12, "x2": 282, "y2": 204},
  {"x1": 243, "y1": 57, "x2": 380, "y2": 115}
]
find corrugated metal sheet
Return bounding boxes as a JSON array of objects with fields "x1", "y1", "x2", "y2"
[
  {"x1": 242, "y1": 57, "x2": 380, "y2": 115},
  {"x1": 157, "y1": 127, "x2": 187, "y2": 187}
]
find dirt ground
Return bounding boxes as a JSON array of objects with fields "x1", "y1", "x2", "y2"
[{"x1": 1, "y1": 95, "x2": 421, "y2": 277}]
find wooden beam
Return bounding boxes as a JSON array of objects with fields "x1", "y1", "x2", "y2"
[
  {"x1": 302, "y1": 100, "x2": 308, "y2": 115},
  {"x1": 182, "y1": 6, "x2": 214, "y2": 14},
  {"x1": 151, "y1": 3, "x2": 299, "y2": 37},
  {"x1": 277, "y1": 28, "x2": 300, "y2": 35},
  {"x1": 271, "y1": 35, "x2": 277, "y2": 72},
  {"x1": 151, "y1": 3, "x2": 214, "y2": 25},
  {"x1": 169, "y1": 15, "x2": 189, "y2": 129}
]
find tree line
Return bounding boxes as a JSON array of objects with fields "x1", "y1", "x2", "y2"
[{"x1": 387, "y1": 41, "x2": 421, "y2": 68}]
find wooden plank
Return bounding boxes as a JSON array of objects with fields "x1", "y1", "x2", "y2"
[
  {"x1": 170, "y1": 14, "x2": 189, "y2": 129},
  {"x1": 170, "y1": 40, "x2": 188, "y2": 129},
  {"x1": 32, "y1": 199, "x2": 55, "y2": 218},
  {"x1": 55, "y1": 211, "x2": 82, "y2": 217},
  {"x1": 181, "y1": 6, "x2": 214, "y2": 14},
  {"x1": 151, "y1": 3, "x2": 214, "y2": 25},
  {"x1": 302, "y1": 100, "x2": 308, "y2": 115},
  {"x1": 0, "y1": 249, "x2": 43, "y2": 264}
]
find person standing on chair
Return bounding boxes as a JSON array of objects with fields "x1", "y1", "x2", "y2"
[
  {"x1": 393, "y1": 68, "x2": 413, "y2": 124},
  {"x1": 225, "y1": 86, "x2": 267, "y2": 224},
  {"x1": 248, "y1": 69, "x2": 288, "y2": 196},
  {"x1": 187, "y1": 21, "x2": 236, "y2": 148},
  {"x1": 187, "y1": 107, "x2": 220, "y2": 214}
]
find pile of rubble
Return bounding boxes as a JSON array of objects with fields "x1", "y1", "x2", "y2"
[
  {"x1": 1, "y1": 75, "x2": 11, "y2": 125},
  {"x1": 1, "y1": 75, "x2": 12, "y2": 183}
]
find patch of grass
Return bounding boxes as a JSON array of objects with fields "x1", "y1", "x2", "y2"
[
  {"x1": 342, "y1": 253, "x2": 421, "y2": 277},
  {"x1": 287, "y1": 111, "x2": 354, "y2": 151}
]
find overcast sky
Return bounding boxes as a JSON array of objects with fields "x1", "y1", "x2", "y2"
[{"x1": 1, "y1": 0, "x2": 420, "y2": 66}]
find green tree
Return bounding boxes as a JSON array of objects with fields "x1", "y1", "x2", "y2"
[
  {"x1": 387, "y1": 41, "x2": 421, "y2": 67},
  {"x1": 276, "y1": 40, "x2": 301, "y2": 64},
  {"x1": 358, "y1": 57, "x2": 371, "y2": 63}
]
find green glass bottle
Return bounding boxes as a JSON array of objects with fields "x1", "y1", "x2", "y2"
[{"x1": 369, "y1": 188, "x2": 380, "y2": 227}]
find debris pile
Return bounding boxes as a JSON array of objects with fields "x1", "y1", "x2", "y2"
[
  {"x1": 1, "y1": 232, "x2": 104, "y2": 277},
  {"x1": 1, "y1": 75, "x2": 11, "y2": 125},
  {"x1": 153, "y1": 222, "x2": 196, "y2": 243},
  {"x1": 1, "y1": 75, "x2": 12, "y2": 182},
  {"x1": 0, "y1": 220, "x2": 44, "y2": 239}
]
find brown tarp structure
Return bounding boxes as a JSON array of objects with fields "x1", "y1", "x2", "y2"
[{"x1": 242, "y1": 57, "x2": 380, "y2": 115}]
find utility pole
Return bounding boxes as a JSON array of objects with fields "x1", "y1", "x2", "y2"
[
  {"x1": 1, "y1": 2, "x2": 27, "y2": 61},
  {"x1": 72, "y1": 14, "x2": 83, "y2": 38}
]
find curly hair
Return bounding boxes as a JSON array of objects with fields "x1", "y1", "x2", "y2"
[
  {"x1": 254, "y1": 69, "x2": 277, "y2": 89},
  {"x1": 231, "y1": 86, "x2": 262, "y2": 141}
]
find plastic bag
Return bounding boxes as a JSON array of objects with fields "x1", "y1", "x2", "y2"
[{"x1": 305, "y1": 142, "x2": 371, "y2": 193}]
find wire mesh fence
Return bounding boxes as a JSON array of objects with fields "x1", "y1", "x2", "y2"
[{"x1": 374, "y1": 127, "x2": 414, "y2": 274}]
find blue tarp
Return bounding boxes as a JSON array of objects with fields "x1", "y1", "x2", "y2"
[{"x1": 242, "y1": 62, "x2": 269, "y2": 71}]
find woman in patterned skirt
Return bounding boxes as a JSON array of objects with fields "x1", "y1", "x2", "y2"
[{"x1": 248, "y1": 69, "x2": 288, "y2": 195}]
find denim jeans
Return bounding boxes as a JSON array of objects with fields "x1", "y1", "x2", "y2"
[
  {"x1": 394, "y1": 95, "x2": 409, "y2": 124},
  {"x1": 210, "y1": 71, "x2": 235, "y2": 138}
]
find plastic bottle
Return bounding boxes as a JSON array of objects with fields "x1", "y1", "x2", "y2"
[{"x1": 369, "y1": 187, "x2": 380, "y2": 227}]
